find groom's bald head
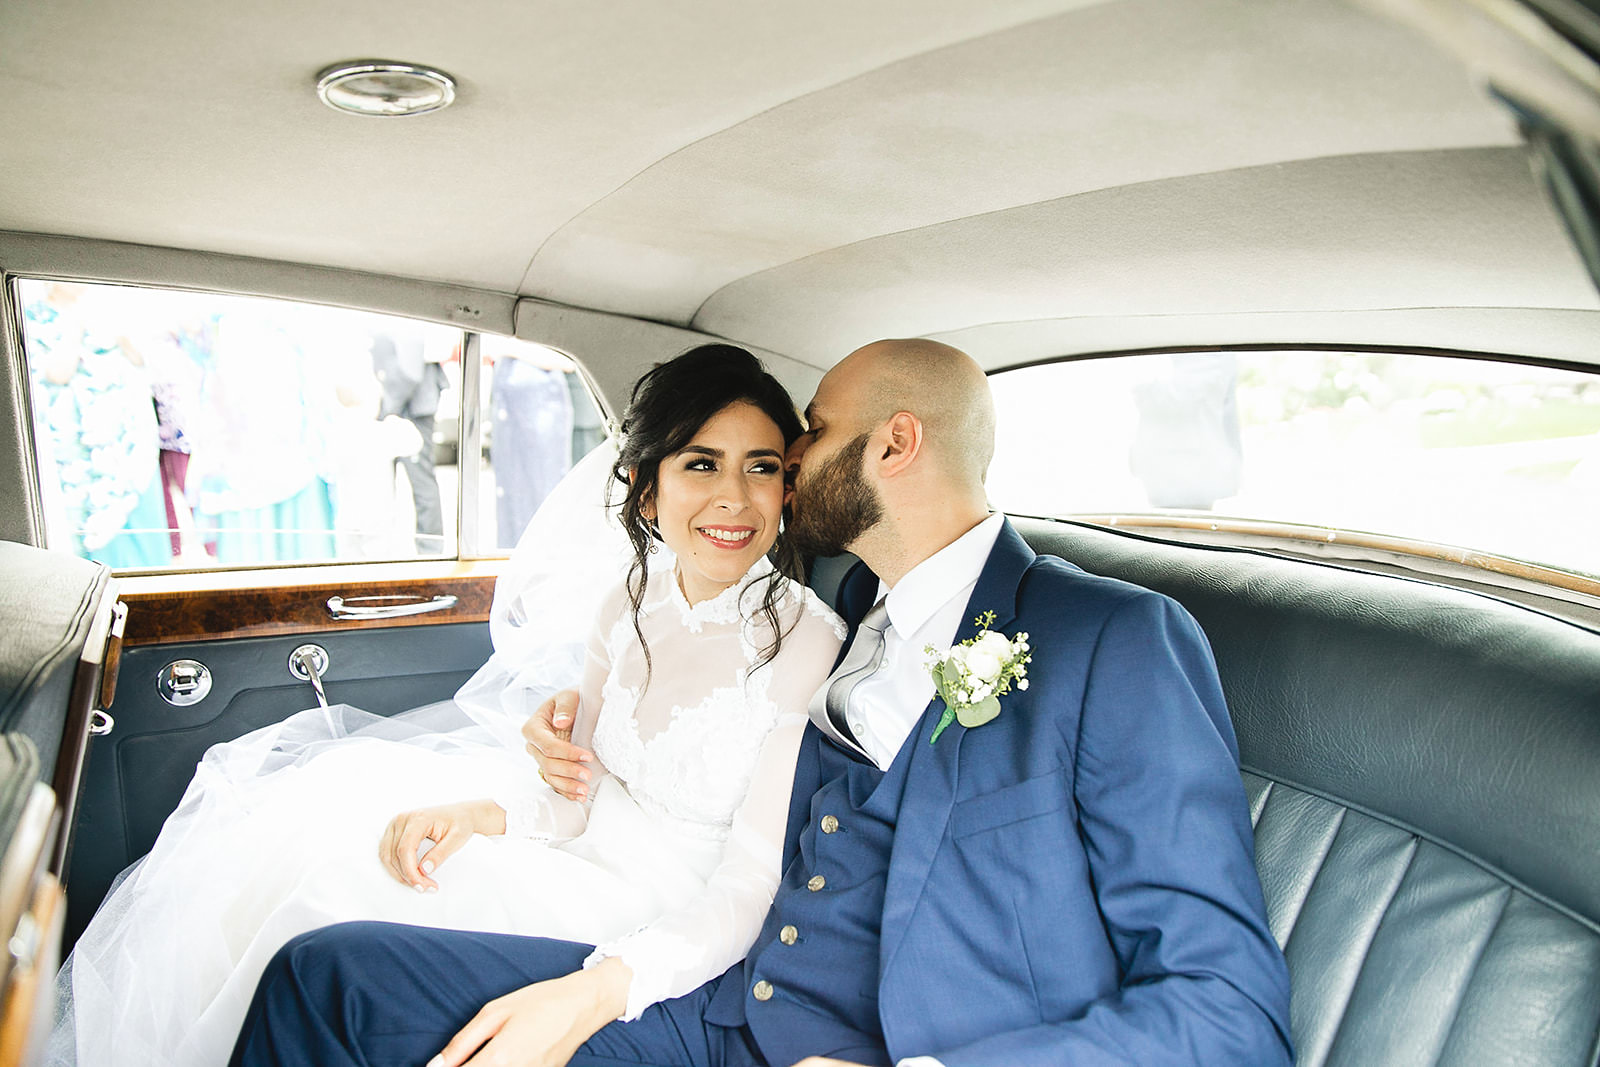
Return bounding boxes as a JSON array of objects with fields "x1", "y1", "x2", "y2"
[{"x1": 832, "y1": 338, "x2": 996, "y2": 487}]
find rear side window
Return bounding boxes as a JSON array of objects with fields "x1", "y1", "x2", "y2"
[
  {"x1": 479, "y1": 334, "x2": 610, "y2": 553},
  {"x1": 18, "y1": 280, "x2": 466, "y2": 568},
  {"x1": 987, "y1": 350, "x2": 1600, "y2": 579}
]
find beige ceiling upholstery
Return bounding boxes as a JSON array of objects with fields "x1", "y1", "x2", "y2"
[{"x1": 1, "y1": 0, "x2": 1596, "y2": 374}]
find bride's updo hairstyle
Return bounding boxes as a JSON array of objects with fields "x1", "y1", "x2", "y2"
[{"x1": 611, "y1": 343, "x2": 806, "y2": 680}]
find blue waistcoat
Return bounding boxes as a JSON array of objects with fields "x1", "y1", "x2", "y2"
[{"x1": 706, "y1": 736, "x2": 914, "y2": 1066}]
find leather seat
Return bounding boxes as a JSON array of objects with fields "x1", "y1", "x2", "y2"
[
  {"x1": 1011, "y1": 517, "x2": 1600, "y2": 1066},
  {"x1": 0, "y1": 541, "x2": 113, "y2": 786}
]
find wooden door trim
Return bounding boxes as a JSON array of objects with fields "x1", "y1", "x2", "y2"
[{"x1": 115, "y1": 561, "x2": 503, "y2": 646}]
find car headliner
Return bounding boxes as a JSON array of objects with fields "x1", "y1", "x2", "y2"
[{"x1": 1, "y1": 0, "x2": 1598, "y2": 390}]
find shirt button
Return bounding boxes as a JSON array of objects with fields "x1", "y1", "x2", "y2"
[
  {"x1": 807, "y1": 875, "x2": 826, "y2": 892},
  {"x1": 820, "y1": 815, "x2": 839, "y2": 834},
  {"x1": 753, "y1": 980, "x2": 774, "y2": 1001},
  {"x1": 779, "y1": 925, "x2": 799, "y2": 945}
]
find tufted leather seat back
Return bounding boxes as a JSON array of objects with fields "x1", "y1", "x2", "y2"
[{"x1": 1011, "y1": 518, "x2": 1600, "y2": 1067}]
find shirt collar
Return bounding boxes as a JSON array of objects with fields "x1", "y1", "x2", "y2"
[{"x1": 877, "y1": 513, "x2": 1005, "y2": 639}]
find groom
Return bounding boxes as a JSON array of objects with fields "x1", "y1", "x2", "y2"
[{"x1": 232, "y1": 339, "x2": 1292, "y2": 1065}]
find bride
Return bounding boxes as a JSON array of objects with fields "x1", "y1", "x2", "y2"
[{"x1": 51, "y1": 344, "x2": 845, "y2": 1066}]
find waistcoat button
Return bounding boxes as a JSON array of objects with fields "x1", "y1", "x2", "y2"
[
  {"x1": 820, "y1": 814, "x2": 839, "y2": 833},
  {"x1": 779, "y1": 924, "x2": 798, "y2": 945},
  {"x1": 807, "y1": 875, "x2": 826, "y2": 892},
  {"x1": 753, "y1": 980, "x2": 774, "y2": 1001}
]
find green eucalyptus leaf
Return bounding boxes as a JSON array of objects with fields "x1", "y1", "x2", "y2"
[{"x1": 956, "y1": 694, "x2": 1001, "y2": 729}]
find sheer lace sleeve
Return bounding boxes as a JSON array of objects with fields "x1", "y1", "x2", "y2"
[
  {"x1": 494, "y1": 581, "x2": 628, "y2": 841},
  {"x1": 584, "y1": 588, "x2": 844, "y2": 1019}
]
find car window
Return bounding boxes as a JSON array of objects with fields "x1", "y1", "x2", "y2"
[
  {"x1": 478, "y1": 334, "x2": 611, "y2": 553},
  {"x1": 16, "y1": 278, "x2": 608, "y2": 570},
  {"x1": 988, "y1": 350, "x2": 1600, "y2": 580}
]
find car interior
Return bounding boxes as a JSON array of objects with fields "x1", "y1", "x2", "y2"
[{"x1": 2, "y1": 0, "x2": 1600, "y2": 1063}]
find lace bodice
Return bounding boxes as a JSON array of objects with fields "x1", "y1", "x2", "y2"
[
  {"x1": 586, "y1": 559, "x2": 840, "y2": 841},
  {"x1": 500, "y1": 554, "x2": 843, "y2": 1019}
]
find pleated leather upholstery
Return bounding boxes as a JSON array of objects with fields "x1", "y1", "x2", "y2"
[{"x1": 1010, "y1": 517, "x2": 1600, "y2": 1067}]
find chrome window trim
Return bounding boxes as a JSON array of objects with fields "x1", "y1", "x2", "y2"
[
  {"x1": 0, "y1": 273, "x2": 47, "y2": 547},
  {"x1": 994, "y1": 340, "x2": 1600, "y2": 379},
  {"x1": 457, "y1": 331, "x2": 485, "y2": 560}
]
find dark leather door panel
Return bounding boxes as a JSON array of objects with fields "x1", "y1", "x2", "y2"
[{"x1": 66, "y1": 620, "x2": 491, "y2": 946}]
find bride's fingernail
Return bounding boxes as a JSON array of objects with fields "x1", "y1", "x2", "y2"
[
  {"x1": 426, "y1": 885, "x2": 438, "y2": 894},
  {"x1": 421, "y1": 859, "x2": 435, "y2": 874},
  {"x1": 413, "y1": 883, "x2": 425, "y2": 894},
  {"x1": 427, "y1": 1057, "x2": 445, "y2": 1067}
]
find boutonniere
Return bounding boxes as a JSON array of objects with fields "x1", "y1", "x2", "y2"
[{"x1": 926, "y1": 611, "x2": 1031, "y2": 743}]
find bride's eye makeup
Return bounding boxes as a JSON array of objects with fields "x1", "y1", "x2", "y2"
[{"x1": 675, "y1": 447, "x2": 782, "y2": 475}]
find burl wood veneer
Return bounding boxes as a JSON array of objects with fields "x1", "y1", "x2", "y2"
[{"x1": 116, "y1": 562, "x2": 501, "y2": 646}]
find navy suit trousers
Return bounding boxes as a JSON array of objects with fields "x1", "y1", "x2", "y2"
[{"x1": 229, "y1": 921, "x2": 764, "y2": 1067}]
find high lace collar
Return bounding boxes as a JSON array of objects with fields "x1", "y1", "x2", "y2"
[{"x1": 650, "y1": 555, "x2": 779, "y2": 631}]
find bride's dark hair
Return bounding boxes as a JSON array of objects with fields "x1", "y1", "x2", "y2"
[{"x1": 609, "y1": 344, "x2": 806, "y2": 681}]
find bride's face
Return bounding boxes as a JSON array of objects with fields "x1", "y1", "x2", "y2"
[{"x1": 648, "y1": 400, "x2": 787, "y2": 605}]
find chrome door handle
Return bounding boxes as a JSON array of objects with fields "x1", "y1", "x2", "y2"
[{"x1": 326, "y1": 594, "x2": 458, "y2": 620}]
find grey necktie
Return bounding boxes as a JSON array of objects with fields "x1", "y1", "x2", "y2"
[{"x1": 808, "y1": 597, "x2": 890, "y2": 759}]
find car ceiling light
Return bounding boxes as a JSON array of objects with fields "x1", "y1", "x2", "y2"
[{"x1": 315, "y1": 61, "x2": 456, "y2": 117}]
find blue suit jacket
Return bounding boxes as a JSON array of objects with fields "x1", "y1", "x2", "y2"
[{"x1": 769, "y1": 520, "x2": 1292, "y2": 1065}]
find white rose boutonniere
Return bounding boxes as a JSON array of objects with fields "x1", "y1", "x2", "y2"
[{"x1": 926, "y1": 610, "x2": 1032, "y2": 744}]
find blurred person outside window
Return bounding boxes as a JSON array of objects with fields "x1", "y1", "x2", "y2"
[
  {"x1": 188, "y1": 302, "x2": 338, "y2": 565},
  {"x1": 371, "y1": 320, "x2": 450, "y2": 554},
  {"x1": 21, "y1": 281, "x2": 170, "y2": 568},
  {"x1": 488, "y1": 339, "x2": 574, "y2": 548}
]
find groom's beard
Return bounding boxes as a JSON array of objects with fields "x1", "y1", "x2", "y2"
[{"x1": 788, "y1": 432, "x2": 884, "y2": 558}]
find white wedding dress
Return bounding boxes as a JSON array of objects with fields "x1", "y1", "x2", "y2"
[{"x1": 50, "y1": 446, "x2": 844, "y2": 1067}]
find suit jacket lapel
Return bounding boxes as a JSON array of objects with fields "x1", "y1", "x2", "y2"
[{"x1": 879, "y1": 520, "x2": 1036, "y2": 977}]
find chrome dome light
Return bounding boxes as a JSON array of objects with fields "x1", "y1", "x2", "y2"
[{"x1": 315, "y1": 61, "x2": 456, "y2": 117}]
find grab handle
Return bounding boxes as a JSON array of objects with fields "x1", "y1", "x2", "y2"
[{"x1": 326, "y1": 594, "x2": 458, "y2": 621}]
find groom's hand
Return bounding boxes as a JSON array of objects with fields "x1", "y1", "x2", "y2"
[
  {"x1": 427, "y1": 958, "x2": 631, "y2": 1067},
  {"x1": 523, "y1": 689, "x2": 594, "y2": 802}
]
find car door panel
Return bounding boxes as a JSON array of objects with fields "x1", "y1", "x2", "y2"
[{"x1": 66, "y1": 571, "x2": 498, "y2": 947}]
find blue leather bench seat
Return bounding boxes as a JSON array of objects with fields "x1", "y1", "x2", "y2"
[{"x1": 1010, "y1": 517, "x2": 1600, "y2": 1067}]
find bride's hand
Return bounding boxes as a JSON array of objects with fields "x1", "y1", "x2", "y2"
[
  {"x1": 523, "y1": 689, "x2": 595, "y2": 802},
  {"x1": 378, "y1": 799, "x2": 506, "y2": 891},
  {"x1": 427, "y1": 958, "x2": 632, "y2": 1067}
]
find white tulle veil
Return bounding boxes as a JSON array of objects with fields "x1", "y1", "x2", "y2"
[{"x1": 452, "y1": 436, "x2": 645, "y2": 751}]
